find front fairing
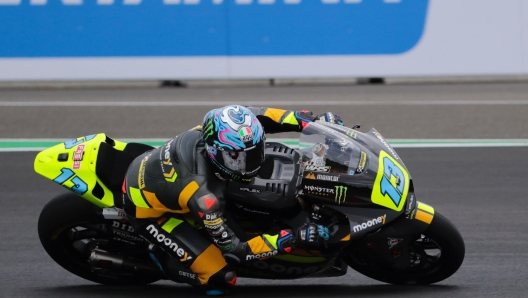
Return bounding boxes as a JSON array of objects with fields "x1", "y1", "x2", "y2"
[{"x1": 299, "y1": 122, "x2": 412, "y2": 212}]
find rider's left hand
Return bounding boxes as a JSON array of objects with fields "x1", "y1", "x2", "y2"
[{"x1": 315, "y1": 112, "x2": 344, "y2": 126}]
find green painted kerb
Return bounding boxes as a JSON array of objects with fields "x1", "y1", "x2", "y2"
[{"x1": 1, "y1": 138, "x2": 528, "y2": 152}]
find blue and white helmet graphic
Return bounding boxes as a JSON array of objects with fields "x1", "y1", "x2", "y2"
[{"x1": 202, "y1": 105, "x2": 265, "y2": 182}]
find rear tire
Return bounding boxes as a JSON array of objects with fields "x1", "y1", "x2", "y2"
[
  {"x1": 38, "y1": 192, "x2": 160, "y2": 285},
  {"x1": 344, "y1": 212, "x2": 465, "y2": 285}
]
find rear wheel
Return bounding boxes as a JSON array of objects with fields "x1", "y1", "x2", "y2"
[
  {"x1": 344, "y1": 212, "x2": 465, "y2": 285},
  {"x1": 38, "y1": 192, "x2": 160, "y2": 285}
]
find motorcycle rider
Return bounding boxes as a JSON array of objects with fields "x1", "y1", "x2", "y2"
[{"x1": 122, "y1": 105, "x2": 342, "y2": 295}]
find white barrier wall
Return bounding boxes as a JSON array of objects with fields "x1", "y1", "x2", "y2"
[{"x1": 0, "y1": 0, "x2": 526, "y2": 80}]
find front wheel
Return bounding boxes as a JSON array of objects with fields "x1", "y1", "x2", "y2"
[
  {"x1": 38, "y1": 192, "x2": 160, "y2": 285},
  {"x1": 344, "y1": 212, "x2": 465, "y2": 285}
]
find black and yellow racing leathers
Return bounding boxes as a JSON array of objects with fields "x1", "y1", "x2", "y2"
[{"x1": 122, "y1": 107, "x2": 316, "y2": 289}]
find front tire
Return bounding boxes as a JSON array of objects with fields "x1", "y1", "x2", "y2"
[
  {"x1": 38, "y1": 192, "x2": 160, "y2": 285},
  {"x1": 344, "y1": 212, "x2": 465, "y2": 285}
]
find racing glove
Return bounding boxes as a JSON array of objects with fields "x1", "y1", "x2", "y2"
[
  {"x1": 294, "y1": 110, "x2": 344, "y2": 130},
  {"x1": 295, "y1": 223, "x2": 330, "y2": 248},
  {"x1": 315, "y1": 112, "x2": 344, "y2": 126}
]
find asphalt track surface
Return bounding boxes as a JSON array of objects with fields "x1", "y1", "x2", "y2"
[{"x1": 1, "y1": 82, "x2": 528, "y2": 297}]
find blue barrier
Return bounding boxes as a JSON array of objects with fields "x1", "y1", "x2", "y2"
[{"x1": 0, "y1": 0, "x2": 429, "y2": 57}]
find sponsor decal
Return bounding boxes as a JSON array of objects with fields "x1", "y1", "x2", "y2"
[
  {"x1": 203, "y1": 119, "x2": 215, "y2": 144},
  {"x1": 72, "y1": 144, "x2": 85, "y2": 170},
  {"x1": 179, "y1": 271, "x2": 196, "y2": 280},
  {"x1": 219, "y1": 243, "x2": 235, "y2": 250},
  {"x1": 205, "y1": 213, "x2": 218, "y2": 220},
  {"x1": 305, "y1": 173, "x2": 316, "y2": 179},
  {"x1": 205, "y1": 224, "x2": 223, "y2": 230},
  {"x1": 241, "y1": 166, "x2": 260, "y2": 176},
  {"x1": 160, "y1": 140, "x2": 177, "y2": 182},
  {"x1": 248, "y1": 261, "x2": 320, "y2": 275},
  {"x1": 352, "y1": 214, "x2": 386, "y2": 233},
  {"x1": 405, "y1": 193, "x2": 415, "y2": 216},
  {"x1": 304, "y1": 185, "x2": 335, "y2": 197},
  {"x1": 346, "y1": 130, "x2": 358, "y2": 139},
  {"x1": 388, "y1": 238, "x2": 403, "y2": 249},
  {"x1": 112, "y1": 230, "x2": 144, "y2": 242},
  {"x1": 214, "y1": 173, "x2": 227, "y2": 181},
  {"x1": 408, "y1": 209, "x2": 416, "y2": 220},
  {"x1": 356, "y1": 151, "x2": 367, "y2": 174},
  {"x1": 214, "y1": 160, "x2": 256, "y2": 181},
  {"x1": 204, "y1": 218, "x2": 223, "y2": 226},
  {"x1": 145, "y1": 225, "x2": 192, "y2": 261},
  {"x1": 218, "y1": 238, "x2": 232, "y2": 246},
  {"x1": 317, "y1": 174, "x2": 339, "y2": 182},
  {"x1": 210, "y1": 226, "x2": 226, "y2": 236},
  {"x1": 161, "y1": 140, "x2": 173, "y2": 164},
  {"x1": 246, "y1": 250, "x2": 278, "y2": 261},
  {"x1": 138, "y1": 154, "x2": 150, "y2": 189},
  {"x1": 112, "y1": 221, "x2": 135, "y2": 232},
  {"x1": 207, "y1": 145, "x2": 217, "y2": 156},
  {"x1": 111, "y1": 221, "x2": 144, "y2": 242},
  {"x1": 63, "y1": 134, "x2": 96, "y2": 150},
  {"x1": 240, "y1": 187, "x2": 261, "y2": 194},
  {"x1": 238, "y1": 126, "x2": 254, "y2": 142},
  {"x1": 392, "y1": 248, "x2": 402, "y2": 259},
  {"x1": 374, "y1": 131, "x2": 400, "y2": 160},
  {"x1": 335, "y1": 185, "x2": 347, "y2": 204},
  {"x1": 204, "y1": 197, "x2": 217, "y2": 210},
  {"x1": 234, "y1": 204, "x2": 270, "y2": 215},
  {"x1": 198, "y1": 212, "x2": 204, "y2": 218},
  {"x1": 304, "y1": 165, "x2": 331, "y2": 173}
]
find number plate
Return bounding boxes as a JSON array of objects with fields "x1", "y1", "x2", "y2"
[{"x1": 371, "y1": 151, "x2": 410, "y2": 211}]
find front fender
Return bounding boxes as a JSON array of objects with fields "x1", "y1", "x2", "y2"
[{"x1": 341, "y1": 201, "x2": 435, "y2": 271}]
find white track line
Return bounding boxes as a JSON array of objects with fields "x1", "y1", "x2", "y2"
[{"x1": 2, "y1": 100, "x2": 528, "y2": 107}]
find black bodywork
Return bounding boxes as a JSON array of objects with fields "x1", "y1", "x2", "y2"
[{"x1": 223, "y1": 122, "x2": 430, "y2": 277}]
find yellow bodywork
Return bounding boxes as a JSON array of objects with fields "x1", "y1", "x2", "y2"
[
  {"x1": 34, "y1": 133, "x2": 127, "y2": 208},
  {"x1": 371, "y1": 150, "x2": 410, "y2": 211}
]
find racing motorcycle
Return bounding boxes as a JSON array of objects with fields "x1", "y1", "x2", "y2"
[{"x1": 34, "y1": 122, "x2": 465, "y2": 287}]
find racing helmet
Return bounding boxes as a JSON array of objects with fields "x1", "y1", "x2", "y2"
[{"x1": 202, "y1": 105, "x2": 265, "y2": 182}]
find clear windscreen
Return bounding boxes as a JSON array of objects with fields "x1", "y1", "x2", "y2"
[{"x1": 298, "y1": 123, "x2": 364, "y2": 176}]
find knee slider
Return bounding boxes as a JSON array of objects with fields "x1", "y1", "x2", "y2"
[{"x1": 208, "y1": 266, "x2": 237, "y2": 288}]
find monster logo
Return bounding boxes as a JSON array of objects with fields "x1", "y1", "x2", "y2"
[
  {"x1": 203, "y1": 118, "x2": 215, "y2": 143},
  {"x1": 335, "y1": 185, "x2": 348, "y2": 204}
]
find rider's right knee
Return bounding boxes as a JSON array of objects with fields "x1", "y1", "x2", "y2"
[{"x1": 207, "y1": 266, "x2": 237, "y2": 289}]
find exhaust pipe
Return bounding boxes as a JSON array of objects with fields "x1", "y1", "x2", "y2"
[{"x1": 89, "y1": 249, "x2": 163, "y2": 277}]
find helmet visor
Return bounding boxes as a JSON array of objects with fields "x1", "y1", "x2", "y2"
[{"x1": 220, "y1": 142, "x2": 264, "y2": 176}]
